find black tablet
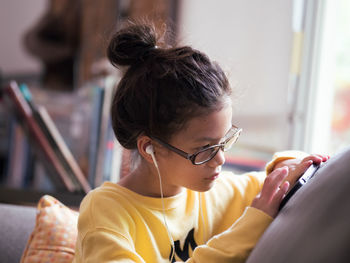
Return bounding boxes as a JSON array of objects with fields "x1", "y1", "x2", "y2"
[{"x1": 279, "y1": 163, "x2": 322, "y2": 211}]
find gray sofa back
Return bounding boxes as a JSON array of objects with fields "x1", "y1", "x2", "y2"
[
  {"x1": 247, "y1": 146, "x2": 350, "y2": 263},
  {"x1": 0, "y1": 203, "x2": 36, "y2": 263}
]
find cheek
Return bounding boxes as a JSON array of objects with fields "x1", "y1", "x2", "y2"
[
  {"x1": 168, "y1": 161, "x2": 204, "y2": 183},
  {"x1": 156, "y1": 151, "x2": 207, "y2": 183},
  {"x1": 156, "y1": 151, "x2": 184, "y2": 171},
  {"x1": 167, "y1": 156, "x2": 193, "y2": 173},
  {"x1": 161, "y1": 155, "x2": 195, "y2": 178}
]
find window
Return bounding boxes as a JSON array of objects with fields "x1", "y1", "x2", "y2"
[
  {"x1": 290, "y1": 0, "x2": 350, "y2": 155},
  {"x1": 330, "y1": 0, "x2": 350, "y2": 154}
]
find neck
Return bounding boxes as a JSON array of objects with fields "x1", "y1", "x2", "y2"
[{"x1": 118, "y1": 160, "x2": 183, "y2": 197}]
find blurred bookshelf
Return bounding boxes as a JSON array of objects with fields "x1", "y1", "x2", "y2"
[{"x1": 0, "y1": 77, "x2": 125, "y2": 206}]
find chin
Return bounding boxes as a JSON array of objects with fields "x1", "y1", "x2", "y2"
[{"x1": 192, "y1": 181, "x2": 216, "y2": 192}]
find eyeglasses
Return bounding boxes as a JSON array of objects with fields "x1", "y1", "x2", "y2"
[{"x1": 151, "y1": 125, "x2": 242, "y2": 165}]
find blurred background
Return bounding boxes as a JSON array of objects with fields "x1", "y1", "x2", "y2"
[{"x1": 0, "y1": 0, "x2": 349, "y2": 202}]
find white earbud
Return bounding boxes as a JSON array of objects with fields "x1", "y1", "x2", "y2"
[
  {"x1": 146, "y1": 145, "x2": 154, "y2": 155},
  {"x1": 146, "y1": 145, "x2": 159, "y2": 169}
]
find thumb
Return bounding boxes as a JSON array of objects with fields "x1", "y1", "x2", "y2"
[{"x1": 301, "y1": 160, "x2": 313, "y2": 172}]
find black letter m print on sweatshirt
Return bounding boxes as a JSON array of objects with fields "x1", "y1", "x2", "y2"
[{"x1": 169, "y1": 228, "x2": 198, "y2": 262}]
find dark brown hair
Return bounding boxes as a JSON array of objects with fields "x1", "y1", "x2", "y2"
[{"x1": 107, "y1": 23, "x2": 231, "y2": 149}]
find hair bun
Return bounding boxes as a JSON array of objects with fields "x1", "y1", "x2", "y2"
[{"x1": 107, "y1": 24, "x2": 157, "y2": 67}]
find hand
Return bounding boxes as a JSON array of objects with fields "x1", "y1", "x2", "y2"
[
  {"x1": 272, "y1": 154, "x2": 330, "y2": 186},
  {"x1": 251, "y1": 167, "x2": 290, "y2": 218}
]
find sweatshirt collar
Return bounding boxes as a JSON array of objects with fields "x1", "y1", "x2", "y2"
[{"x1": 102, "y1": 182, "x2": 190, "y2": 210}]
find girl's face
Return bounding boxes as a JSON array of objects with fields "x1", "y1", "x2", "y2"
[{"x1": 155, "y1": 103, "x2": 233, "y2": 196}]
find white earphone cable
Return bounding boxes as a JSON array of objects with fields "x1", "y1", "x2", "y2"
[
  {"x1": 199, "y1": 193, "x2": 207, "y2": 242},
  {"x1": 150, "y1": 152, "x2": 175, "y2": 262}
]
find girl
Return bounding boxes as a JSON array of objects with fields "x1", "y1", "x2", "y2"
[{"x1": 73, "y1": 23, "x2": 328, "y2": 262}]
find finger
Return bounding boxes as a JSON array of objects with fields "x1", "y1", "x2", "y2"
[
  {"x1": 304, "y1": 155, "x2": 322, "y2": 164},
  {"x1": 260, "y1": 167, "x2": 288, "y2": 201},
  {"x1": 307, "y1": 154, "x2": 330, "y2": 164},
  {"x1": 315, "y1": 154, "x2": 330, "y2": 162},
  {"x1": 287, "y1": 160, "x2": 312, "y2": 185},
  {"x1": 271, "y1": 181, "x2": 290, "y2": 206},
  {"x1": 300, "y1": 160, "x2": 313, "y2": 172}
]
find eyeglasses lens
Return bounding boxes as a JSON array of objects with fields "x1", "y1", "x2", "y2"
[
  {"x1": 194, "y1": 147, "x2": 219, "y2": 164},
  {"x1": 223, "y1": 131, "x2": 240, "y2": 151},
  {"x1": 194, "y1": 129, "x2": 241, "y2": 164}
]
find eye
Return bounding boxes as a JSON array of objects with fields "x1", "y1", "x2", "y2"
[
  {"x1": 193, "y1": 144, "x2": 210, "y2": 152},
  {"x1": 198, "y1": 144, "x2": 210, "y2": 150}
]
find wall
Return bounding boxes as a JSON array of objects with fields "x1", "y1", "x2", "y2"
[
  {"x1": 178, "y1": 0, "x2": 293, "y2": 152},
  {"x1": 0, "y1": 0, "x2": 47, "y2": 75}
]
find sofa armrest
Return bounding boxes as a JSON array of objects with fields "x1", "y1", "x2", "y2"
[
  {"x1": 247, "y1": 146, "x2": 350, "y2": 263},
  {"x1": 0, "y1": 203, "x2": 36, "y2": 263}
]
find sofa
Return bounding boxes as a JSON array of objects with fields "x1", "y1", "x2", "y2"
[
  {"x1": 1, "y1": 146, "x2": 350, "y2": 263},
  {"x1": 0, "y1": 194, "x2": 78, "y2": 263},
  {"x1": 0, "y1": 203, "x2": 36, "y2": 263},
  {"x1": 247, "y1": 145, "x2": 350, "y2": 263}
]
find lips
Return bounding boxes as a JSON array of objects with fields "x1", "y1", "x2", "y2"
[
  {"x1": 206, "y1": 167, "x2": 221, "y2": 180},
  {"x1": 207, "y1": 173, "x2": 219, "y2": 180}
]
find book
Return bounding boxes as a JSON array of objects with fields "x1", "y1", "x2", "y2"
[
  {"x1": 4, "y1": 81, "x2": 78, "y2": 192},
  {"x1": 20, "y1": 83, "x2": 91, "y2": 193},
  {"x1": 35, "y1": 104, "x2": 91, "y2": 193},
  {"x1": 102, "y1": 116, "x2": 123, "y2": 183},
  {"x1": 102, "y1": 117, "x2": 114, "y2": 182},
  {"x1": 87, "y1": 85, "x2": 105, "y2": 187},
  {"x1": 94, "y1": 76, "x2": 118, "y2": 187},
  {"x1": 19, "y1": 84, "x2": 86, "y2": 192},
  {"x1": 5, "y1": 119, "x2": 29, "y2": 188}
]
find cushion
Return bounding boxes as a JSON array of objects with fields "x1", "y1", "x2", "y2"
[
  {"x1": 247, "y1": 146, "x2": 350, "y2": 263},
  {"x1": 20, "y1": 195, "x2": 79, "y2": 263}
]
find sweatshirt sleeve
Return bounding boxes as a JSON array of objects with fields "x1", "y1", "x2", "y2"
[
  {"x1": 77, "y1": 229, "x2": 145, "y2": 263},
  {"x1": 186, "y1": 207, "x2": 272, "y2": 263},
  {"x1": 265, "y1": 150, "x2": 309, "y2": 174}
]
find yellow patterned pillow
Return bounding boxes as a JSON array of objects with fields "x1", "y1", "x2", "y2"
[{"x1": 20, "y1": 195, "x2": 79, "y2": 263}]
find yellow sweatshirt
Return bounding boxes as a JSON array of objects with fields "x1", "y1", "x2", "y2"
[{"x1": 73, "y1": 151, "x2": 307, "y2": 262}]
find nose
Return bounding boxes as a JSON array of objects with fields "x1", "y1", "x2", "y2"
[{"x1": 207, "y1": 148, "x2": 225, "y2": 168}]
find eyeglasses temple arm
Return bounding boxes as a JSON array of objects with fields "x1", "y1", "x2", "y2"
[{"x1": 151, "y1": 137, "x2": 192, "y2": 160}]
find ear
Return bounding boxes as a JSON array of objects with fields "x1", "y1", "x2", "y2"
[{"x1": 137, "y1": 135, "x2": 154, "y2": 164}]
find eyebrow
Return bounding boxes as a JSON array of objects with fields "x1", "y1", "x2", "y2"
[
  {"x1": 193, "y1": 125, "x2": 234, "y2": 143},
  {"x1": 193, "y1": 137, "x2": 219, "y2": 143}
]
